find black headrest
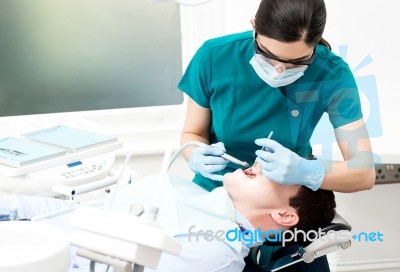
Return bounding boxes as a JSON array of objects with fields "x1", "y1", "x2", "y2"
[{"x1": 321, "y1": 212, "x2": 352, "y2": 232}]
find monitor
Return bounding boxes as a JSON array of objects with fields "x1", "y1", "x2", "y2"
[{"x1": 0, "y1": 0, "x2": 184, "y2": 140}]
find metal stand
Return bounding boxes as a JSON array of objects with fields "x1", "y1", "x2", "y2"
[{"x1": 77, "y1": 248, "x2": 145, "y2": 272}]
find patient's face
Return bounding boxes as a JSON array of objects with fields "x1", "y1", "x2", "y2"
[{"x1": 223, "y1": 164, "x2": 300, "y2": 211}]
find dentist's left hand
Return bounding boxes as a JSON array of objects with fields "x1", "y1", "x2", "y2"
[
  {"x1": 255, "y1": 138, "x2": 325, "y2": 191},
  {"x1": 188, "y1": 142, "x2": 228, "y2": 181}
]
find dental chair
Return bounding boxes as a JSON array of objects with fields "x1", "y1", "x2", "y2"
[
  {"x1": 69, "y1": 147, "x2": 350, "y2": 272},
  {"x1": 243, "y1": 212, "x2": 352, "y2": 272}
]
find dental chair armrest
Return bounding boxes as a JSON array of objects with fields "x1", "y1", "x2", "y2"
[
  {"x1": 302, "y1": 229, "x2": 351, "y2": 262},
  {"x1": 301, "y1": 212, "x2": 352, "y2": 262}
]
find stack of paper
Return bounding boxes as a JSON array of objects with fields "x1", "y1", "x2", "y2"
[
  {"x1": 0, "y1": 126, "x2": 118, "y2": 168},
  {"x1": 24, "y1": 126, "x2": 118, "y2": 153}
]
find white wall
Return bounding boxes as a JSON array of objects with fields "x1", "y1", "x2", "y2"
[
  {"x1": 323, "y1": 0, "x2": 400, "y2": 159},
  {"x1": 180, "y1": 0, "x2": 261, "y2": 67}
]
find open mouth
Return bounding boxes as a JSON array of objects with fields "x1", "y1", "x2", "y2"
[{"x1": 243, "y1": 167, "x2": 256, "y2": 178}]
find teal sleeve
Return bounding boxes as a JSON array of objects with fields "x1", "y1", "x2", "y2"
[
  {"x1": 324, "y1": 66, "x2": 363, "y2": 128},
  {"x1": 178, "y1": 43, "x2": 212, "y2": 108}
]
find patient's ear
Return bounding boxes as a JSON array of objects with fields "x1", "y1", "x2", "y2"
[{"x1": 270, "y1": 210, "x2": 299, "y2": 227}]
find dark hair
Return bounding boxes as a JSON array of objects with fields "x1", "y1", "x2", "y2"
[
  {"x1": 289, "y1": 186, "x2": 336, "y2": 232},
  {"x1": 255, "y1": 0, "x2": 331, "y2": 49}
]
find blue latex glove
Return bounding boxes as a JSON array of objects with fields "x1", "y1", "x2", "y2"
[
  {"x1": 188, "y1": 142, "x2": 228, "y2": 181},
  {"x1": 255, "y1": 138, "x2": 324, "y2": 191}
]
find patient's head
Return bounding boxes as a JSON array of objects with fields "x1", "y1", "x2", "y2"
[{"x1": 223, "y1": 164, "x2": 336, "y2": 232}]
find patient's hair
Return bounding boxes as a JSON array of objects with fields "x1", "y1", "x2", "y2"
[{"x1": 288, "y1": 186, "x2": 336, "y2": 232}]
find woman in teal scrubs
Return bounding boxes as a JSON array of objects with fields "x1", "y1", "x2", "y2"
[
  {"x1": 179, "y1": 0, "x2": 375, "y2": 270},
  {"x1": 179, "y1": 0, "x2": 375, "y2": 193}
]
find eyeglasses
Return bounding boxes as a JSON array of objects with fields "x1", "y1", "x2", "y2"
[{"x1": 254, "y1": 33, "x2": 315, "y2": 66}]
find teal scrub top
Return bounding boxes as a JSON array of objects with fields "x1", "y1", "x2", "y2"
[{"x1": 178, "y1": 31, "x2": 362, "y2": 191}]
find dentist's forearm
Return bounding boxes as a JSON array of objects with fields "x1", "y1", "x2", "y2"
[
  {"x1": 321, "y1": 119, "x2": 376, "y2": 192},
  {"x1": 180, "y1": 132, "x2": 209, "y2": 161},
  {"x1": 320, "y1": 157, "x2": 375, "y2": 192},
  {"x1": 180, "y1": 98, "x2": 212, "y2": 161}
]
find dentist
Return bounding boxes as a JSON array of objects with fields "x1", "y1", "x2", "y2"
[{"x1": 179, "y1": 0, "x2": 375, "y2": 193}]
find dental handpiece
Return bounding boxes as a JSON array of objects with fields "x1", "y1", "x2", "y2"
[{"x1": 220, "y1": 153, "x2": 250, "y2": 168}]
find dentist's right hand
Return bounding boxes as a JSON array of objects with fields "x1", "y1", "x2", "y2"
[{"x1": 188, "y1": 142, "x2": 228, "y2": 181}]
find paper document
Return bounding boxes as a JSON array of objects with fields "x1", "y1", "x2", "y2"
[{"x1": 0, "y1": 137, "x2": 66, "y2": 167}]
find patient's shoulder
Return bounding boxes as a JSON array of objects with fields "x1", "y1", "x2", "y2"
[{"x1": 169, "y1": 175, "x2": 209, "y2": 196}]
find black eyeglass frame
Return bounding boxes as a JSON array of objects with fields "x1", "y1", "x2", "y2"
[{"x1": 254, "y1": 33, "x2": 315, "y2": 66}]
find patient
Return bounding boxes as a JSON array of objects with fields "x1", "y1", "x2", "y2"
[{"x1": 0, "y1": 163, "x2": 336, "y2": 272}]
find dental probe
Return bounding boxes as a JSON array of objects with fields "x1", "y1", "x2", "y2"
[
  {"x1": 253, "y1": 130, "x2": 274, "y2": 167},
  {"x1": 221, "y1": 153, "x2": 250, "y2": 168},
  {"x1": 262, "y1": 131, "x2": 274, "y2": 151}
]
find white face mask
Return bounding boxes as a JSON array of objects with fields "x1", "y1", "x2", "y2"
[{"x1": 249, "y1": 54, "x2": 308, "y2": 88}]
